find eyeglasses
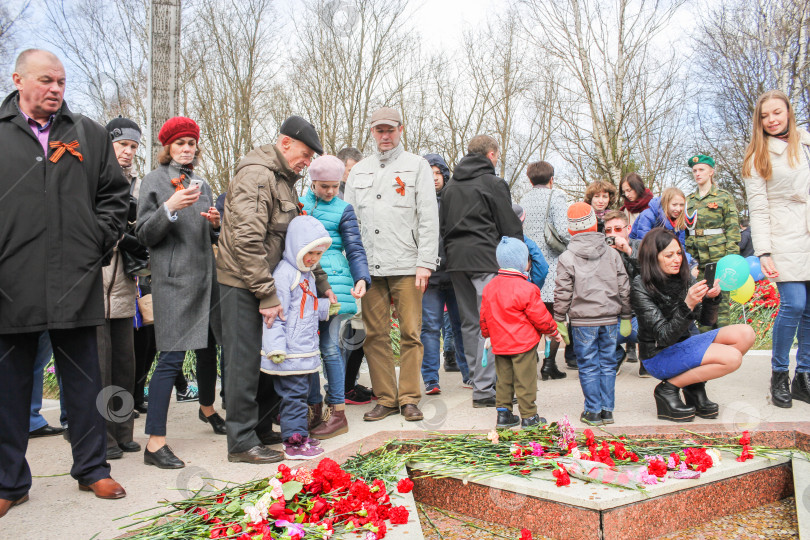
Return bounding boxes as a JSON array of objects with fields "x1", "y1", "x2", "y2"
[{"x1": 604, "y1": 225, "x2": 626, "y2": 233}]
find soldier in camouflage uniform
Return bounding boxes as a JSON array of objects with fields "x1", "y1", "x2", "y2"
[{"x1": 684, "y1": 154, "x2": 741, "y2": 331}]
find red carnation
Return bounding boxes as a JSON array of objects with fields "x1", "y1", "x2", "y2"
[
  {"x1": 390, "y1": 505, "x2": 409, "y2": 524},
  {"x1": 739, "y1": 431, "x2": 751, "y2": 446},
  {"x1": 552, "y1": 464, "x2": 571, "y2": 487},
  {"x1": 520, "y1": 529, "x2": 534, "y2": 540},
  {"x1": 396, "y1": 478, "x2": 414, "y2": 493},
  {"x1": 647, "y1": 459, "x2": 668, "y2": 478},
  {"x1": 583, "y1": 429, "x2": 595, "y2": 447}
]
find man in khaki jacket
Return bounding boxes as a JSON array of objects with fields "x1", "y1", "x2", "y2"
[
  {"x1": 345, "y1": 107, "x2": 440, "y2": 422},
  {"x1": 217, "y1": 116, "x2": 335, "y2": 463}
]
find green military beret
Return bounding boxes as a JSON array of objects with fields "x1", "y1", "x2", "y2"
[{"x1": 688, "y1": 154, "x2": 715, "y2": 169}]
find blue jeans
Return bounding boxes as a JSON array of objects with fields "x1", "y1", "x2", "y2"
[
  {"x1": 572, "y1": 324, "x2": 619, "y2": 413},
  {"x1": 615, "y1": 317, "x2": 638, "y2": 362},
  {"x1": 308, "y1": 314, "x2": 352, "y2": 405},
  {"x1": 442, "y1": 312, "x2": 454, "y2": 353},
  {"x1": 773, "y1": 281, "x2": 810, "y2": 373},
  {"x1": 320, "y1": 314, "x2": 349, "y2": 404},
  {"x1": 29, "y1": 331, "x2": 54, "y2": 432},
  {"x1": 421, "y1": 285, "x2": 469, "y2": 384}
]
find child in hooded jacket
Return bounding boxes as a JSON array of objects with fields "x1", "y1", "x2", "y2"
[
  {"x1": 554, "y1": 203, "x2": 632, "y2": 427},
  {"x1": 261, "y1": 215, "x2": 340, "y2": 460},
  {"x1": 480, "y1": 237, "x2": 561, "y2": 429}
]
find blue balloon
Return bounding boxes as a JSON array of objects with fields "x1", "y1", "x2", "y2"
[
  {"x1": 747, "y1": 256, "x2": 765, "y2": 282},
  {"x1": 716, "y1": 254, "x2": 750, "y2": 291}
]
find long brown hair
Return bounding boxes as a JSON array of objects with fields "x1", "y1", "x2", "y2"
[
  {"x1": 660, "y1": 187, "x2": 686, "y2": 231},
  {"x1": 742, "y1": 90, "x2": 799, "y2": 181},
  {"x1": 639, "y1": 228, "x2": 690, "y2": 297}
]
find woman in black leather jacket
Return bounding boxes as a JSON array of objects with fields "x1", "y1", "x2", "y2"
[{"x1": 631, "y1": 229, "x2": 755, "y2": 422}]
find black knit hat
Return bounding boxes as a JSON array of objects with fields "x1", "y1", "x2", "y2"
[
  {"x1": 280, "y1": 116, "x2": 323, "y2": 155},
  {"x1": 106, "y1": 116, "x2": 142, "y2": 144}
]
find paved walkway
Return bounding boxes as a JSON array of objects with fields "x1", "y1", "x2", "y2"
[{"x1": 6, "y1": 349, "x2": 806, "y2": 539}]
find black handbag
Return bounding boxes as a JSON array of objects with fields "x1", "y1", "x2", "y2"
[{"x1": 120, "y1": 189, "x2": 150, "y2": 277}]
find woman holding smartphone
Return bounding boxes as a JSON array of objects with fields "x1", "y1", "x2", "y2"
[
  {"x1": 632, "y1": 229, "x2": 755, "y2": 423},
  {"x1": 743, "y1": 90, "x2": 810, "y2": 409},
  {"x1": 136, "y1": 117, "x2": 225, "y2": 469}
]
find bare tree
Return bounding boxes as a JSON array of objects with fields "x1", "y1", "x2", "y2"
[
  {"x1": 692, "y1": 0, "x2": 810, "y2": 210},
  {"x1": 183, "y1": 0, "x2": 283, "y2": 194},
  {"x1": 43, "y1": 0, "x2": 149, "y2": 123},
  {"x1": 521, "y1": 0, "x2": 688, "y2": 195},
  {"x1": 290, "y1": 0, "x2": 417, "y2": 155},
  {"x1": 0, "y1": 1, "x2": 30, "y2": 82}
]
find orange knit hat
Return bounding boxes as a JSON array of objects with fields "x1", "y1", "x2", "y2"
[{"x1": 567, "y1": 202, "x2": 598, "y2": 235}]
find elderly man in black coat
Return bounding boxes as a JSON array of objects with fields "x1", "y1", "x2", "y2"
[{"x1": 0, "y1": 49, "x2": 130, "y2": 516}]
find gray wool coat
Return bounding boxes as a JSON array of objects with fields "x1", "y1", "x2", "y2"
[{"x1": 136, "y1": 163, "x2": 222, "y2": 351}]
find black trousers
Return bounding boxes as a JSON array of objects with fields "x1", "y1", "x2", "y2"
[
  {"x1": 0, "y1": 327, "x2": 110, "y2": 500},
  {"x1": 220, "y1": 284, "x2": 278, "y2": 453},
  {"x1": 97, "y1": 318, "x2": 136, "y2": 448}
]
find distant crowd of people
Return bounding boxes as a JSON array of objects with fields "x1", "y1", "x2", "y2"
[{"x1": 1, "y1": 49, "x2": 808, "y2": 517}]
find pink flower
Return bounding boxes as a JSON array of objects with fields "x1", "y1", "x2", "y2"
[
  {"x1": 639, "y1": 471, "x2": 659, "y2": 485},
  {"x1": 487, "y1": 430, "x2": 499, "y2": 444},
  {"x1": 529, "y1": 442, "x2": 545, "y2": 457}
]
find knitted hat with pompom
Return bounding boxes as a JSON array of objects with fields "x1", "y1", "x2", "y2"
[{"x1": 567, "y1": 202, "x2": 598, "y2": 235}]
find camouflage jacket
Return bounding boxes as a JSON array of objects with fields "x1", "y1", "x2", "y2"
[{"x1": 685, "y1": 186, "x2": 741, "y2": 268}]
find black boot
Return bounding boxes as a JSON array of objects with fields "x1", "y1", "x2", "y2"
[
  {"x1": 496, "y1": 408, "x2": 520, "y2": 428},
  {"x1": 653, "y1": 381, "x2": 695, "y2": 422},
  {"x1": 540, "y1": 357, "x2": 567, "y2": 380},
  {"x1": 443, "y1": 350, "x2": 460, "y2": 372},
  {"x1": 564, "y1": 342, "x2": 578, "y2": 369},
  {"x1": 771, "y1": 371, "x2": 792, "y2": 408},
  {"x1": 791, "y1": 372, "x2": 810, "y2": 405},
  {"x1": 682, "y1": 382, "x2": 719, "y2": 419}
]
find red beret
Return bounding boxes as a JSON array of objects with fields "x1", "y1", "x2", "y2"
[{"x1": 158, "y1": 116, "x2": 200, "y2": 146}]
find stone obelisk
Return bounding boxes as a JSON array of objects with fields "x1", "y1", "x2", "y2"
[{"x1": 147, "y1": 0, "x2": 181, "y2": 170}]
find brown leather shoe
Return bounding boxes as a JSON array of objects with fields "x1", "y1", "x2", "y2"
[
  {"x1": 308, "y1": 403, "x2": 323, "y2": 431},
  {"x1": 0, "y1": 494, "x2": 28, "y2": 518},
  {"x1": 363, "y1": 404, "x2": 399, "y2": 422},
  {"x1": 78, "y1": 478, "x2": 126, "y2": 499},
  {"x1": 311, "y1": 404, "x2": 348, "y2": 439},
  {"x1": 227, "y1": 444, "x2": 284, "y2": 464},
  {"x1": 400, "y1": 404, "x2": 424, "y2": 421}
]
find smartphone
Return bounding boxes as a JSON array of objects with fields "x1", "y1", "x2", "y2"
[
  {"x1": 188, "y1": 179, "x2": 204, "y2": 191},
  {"x1": 704, "y1": 262, "x2": 717, "y2": 289}
]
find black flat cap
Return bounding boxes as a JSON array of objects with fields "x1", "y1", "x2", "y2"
[{"x1": 280, "y1": 116, "x2": 323, "y2": 155}]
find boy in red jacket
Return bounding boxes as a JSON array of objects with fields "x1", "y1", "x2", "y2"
[{"x1": 481, "y1": 237, "x2": 562, "y2": 429}]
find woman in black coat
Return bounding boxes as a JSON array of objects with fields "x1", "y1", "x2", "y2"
[{"x1": 631, "y1": 228, "x2": 755, "y2": 422}]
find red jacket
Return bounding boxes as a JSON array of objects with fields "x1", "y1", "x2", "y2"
[{"x1": 480, "y1": 269, "x2": 559, "y2": 355}]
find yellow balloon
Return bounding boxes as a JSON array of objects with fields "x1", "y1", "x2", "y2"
[{"x1": 730, "y1": 276, "x2": 755, "y2": 304}]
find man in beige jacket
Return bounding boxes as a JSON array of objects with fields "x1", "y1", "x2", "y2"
[
  {"x1": 217, "y1": 116, "x2": 335, "y2": 462},
  {"x1": 345, "y1": 107, "x2": 440, "y2": 422}
]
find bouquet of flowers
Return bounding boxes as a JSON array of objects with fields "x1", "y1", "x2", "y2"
[{"x1": 121, "y1": 458, "x2": 414, "y2": 539}]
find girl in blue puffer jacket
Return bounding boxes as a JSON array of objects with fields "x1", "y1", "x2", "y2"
[
  {"x1": 261, "y1": 215, "x2": 339, "y2": 460},
  {"x1": 631, "y1": 187, "x2": 696, "y2": 267},
  {"x1": 301, "y1": 156, "x2": 371, "y2": 439}
]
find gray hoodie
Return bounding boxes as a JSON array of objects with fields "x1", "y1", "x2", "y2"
[{"x1": 553, "y1": 232, "x2": 631, "y2": 326}]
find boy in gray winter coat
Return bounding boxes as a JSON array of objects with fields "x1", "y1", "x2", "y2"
[
  {"x1": 553, "y1": 203, "x2": 632, "y2": 427},
  {"x1": 261, "y1": 216, "x2": 340, "y2": 460}
]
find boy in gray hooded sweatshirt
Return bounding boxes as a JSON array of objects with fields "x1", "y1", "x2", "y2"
[{"x1": 554, "y1": 203, "x2": 632, "y2": 427}]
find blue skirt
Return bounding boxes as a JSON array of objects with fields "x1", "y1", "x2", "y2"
[{"x1": 642, "y1": 329, "x2": 720, "y2": 380}]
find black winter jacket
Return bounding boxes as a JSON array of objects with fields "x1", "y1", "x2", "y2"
[
  {"x1": 631, "y1": 275, "x2": 719, "y2": 360},
  {"x1": 439, "y1": 153, "x2": 522, "y2": 273},
  {"x1": 0, "y1": 92, "x2": 129, "y2": 333}
]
